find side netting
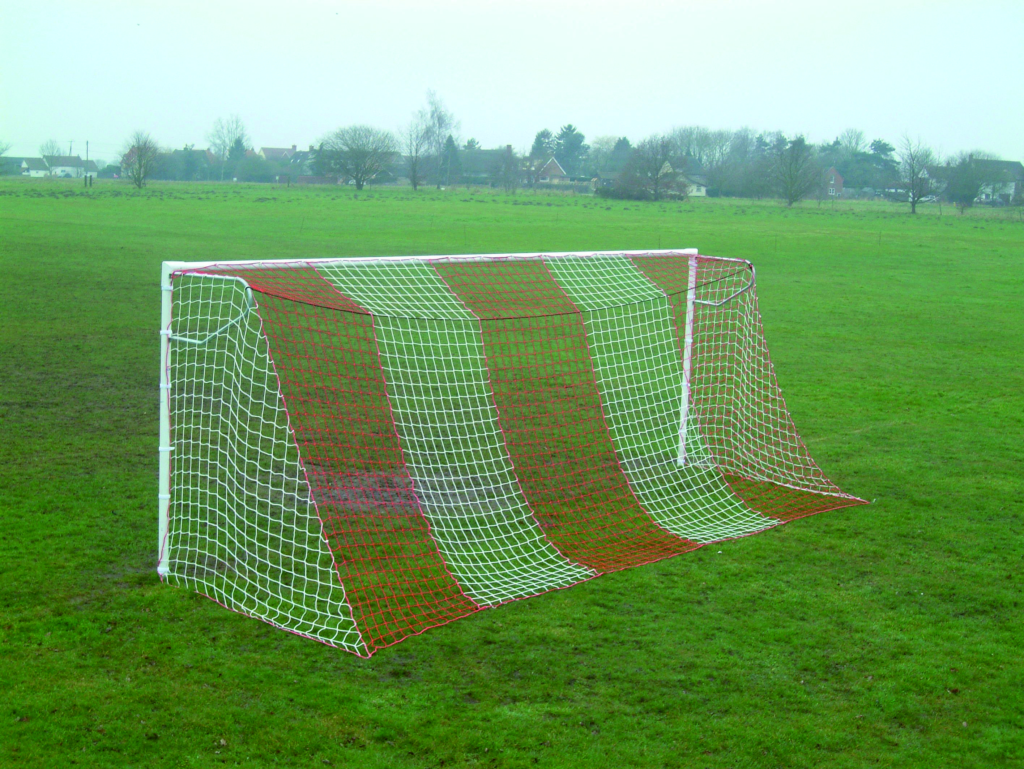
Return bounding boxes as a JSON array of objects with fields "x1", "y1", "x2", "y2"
[
  {"x1": 161, "y1": 252, "x2": 866, "y2": 655},
  {"x1": 632, "y1": 255, "x2": 864, "y2": 521},
  {"x1": 162, "y1": 273, "x2": 366, "y2": 653}
]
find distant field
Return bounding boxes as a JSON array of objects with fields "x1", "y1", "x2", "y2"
[{"x1": 1, "y1": 178, "x2": 1022, "y2": 768}]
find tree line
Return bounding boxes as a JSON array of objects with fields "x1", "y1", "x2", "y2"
[{"x1": 11, "y1": 91, "x2": 1017, "y2": 214}]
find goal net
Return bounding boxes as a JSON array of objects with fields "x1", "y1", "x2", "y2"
[{"x1": 158, "y1": 250, "x2": 864, "y2": 656}]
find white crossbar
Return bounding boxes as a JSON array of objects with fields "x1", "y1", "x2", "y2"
[{"x1": 161, "y1": 248, "x2": 754, "y2": 275}]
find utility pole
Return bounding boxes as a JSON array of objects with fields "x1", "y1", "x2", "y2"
[{"x1": 69, "y1": 140, "x2": 74, "y2": 156}]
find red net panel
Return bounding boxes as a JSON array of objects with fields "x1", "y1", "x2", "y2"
[
  {"x1": 196, "y1": 266, "x2": 479, "y2": 651},
  {"x1": 435, "y1": 260, "x2": 698, "y2": 572}
]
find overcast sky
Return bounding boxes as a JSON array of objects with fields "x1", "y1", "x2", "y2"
[{"x1": 2, "y1": 0, "x2": 1022, "y2": 164}]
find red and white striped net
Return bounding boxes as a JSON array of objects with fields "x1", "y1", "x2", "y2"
[{"x1": 161, "y1": 252, "x2": 864, "y2": 656}]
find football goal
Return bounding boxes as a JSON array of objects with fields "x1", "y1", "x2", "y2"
[{"x1": 158, "y1": 250, "x2": 865, "y2": 656}]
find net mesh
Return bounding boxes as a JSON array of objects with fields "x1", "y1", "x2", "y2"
[{"x1": 161, "y1": 252, "x2": 865, "y2": 655}]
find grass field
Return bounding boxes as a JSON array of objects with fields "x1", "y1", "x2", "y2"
[{"x1": 1, "y1": 179, "x2": 1022, "y2": 767}]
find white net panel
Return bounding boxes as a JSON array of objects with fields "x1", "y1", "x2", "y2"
[
  {"x1": 160, "y1": 252, "x2": 865, "y2": 655},
  {"x1": 163, "y1": 274, "x2": 365, "y2": 652}
]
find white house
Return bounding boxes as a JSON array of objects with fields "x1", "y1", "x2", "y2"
[
  {"x1": 259, "y1": 145, "x2": 298, "y2": 162},
  {"x1": 43, "y1": 155, "x2": 86, "y2": 178},
  {"x1": 975, "y1": 159, "x2": 1024, "y2": 203},
  {"x1": 683, "y1": 174, "x2": 708, "y2": 197},
  {"x1": 21, "y1": 158, "x2": 49, "y2": 177}
]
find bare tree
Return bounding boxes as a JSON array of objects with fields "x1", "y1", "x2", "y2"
[
  {"x1": 669, "y1": 126, "x2": 730, "y2": 169},
  {"x1": 317, "y1": 125, "x2": 398, "y2": 190},
  {"x1": 718, "y1": 127, "x2": 761, "y2": 197},
  {"x1": 771, "y1": 136, "x2": 819, "y2": 206},
  {"x1": 588, "y1": 135, "x2": 619, "y2": 173},
  {"x1": 208, "y1": 115, "x2": 249, "y2": 179},
  {"x1": 120, "y1": 131, "x2": 160, "y2": 189},
  {"x1": 492, "y1": 145, "x2": 520, "y2": 194},
  {"x1": 669, "y1": 126, "x2": 731, "y2": 192},
  {"x1": 402, "y1": 114, "x2": 429, "y2": 191},
  {"x1": 421, "y1": 90, "x2": 458, "y2": 188},
  {"x1": 617, "y1": 135, "x2": 681, "y2": 201},
  {"x1": 0, "y1": 141, "x2": 11, "y2": 158},
  {"x1": 39, "y1": 139, "x2": 63, "y2": 158},
  {"x1": 839, "y1": 128, "x2": 866, "y2": 155},
  {"x1": 669, "y1": 126, "x2": 702, "y2": 161},
  {"x1": 898, "y1": 135, "x2": 936, "y2": 214}
]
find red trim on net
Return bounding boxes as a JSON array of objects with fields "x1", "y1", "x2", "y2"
[{"x1": 435, "y1": 259, "x2": 699, "y2": 573}]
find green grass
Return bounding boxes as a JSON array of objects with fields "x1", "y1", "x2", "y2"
[{"x1": 1, "y1": 179, "x2": 1022, "y2": 767}]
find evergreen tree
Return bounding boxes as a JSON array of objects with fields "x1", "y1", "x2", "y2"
[
  {"x1": 530, "y1": 129, "x2": 555, "y2": 159},
  {"x1": 228, "y1": 137, "x2": 247, "y2": 162},
  {"x1": 555, "y1": 124, "x2": 589, "y2": 177},
  {"x1": 441, "y1": 135, "x2": 460, "y2": 185}
]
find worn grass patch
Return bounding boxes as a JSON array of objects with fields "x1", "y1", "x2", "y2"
[{"x1": 1, "y1": 179, "x2": 1022, "y2": 767}]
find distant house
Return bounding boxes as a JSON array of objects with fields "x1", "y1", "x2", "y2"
[
  {"x1": 259, "y1": 145, "x2": 297, "y2": 162},
  {"x1": 43, "y1": 155, "x2": 88, "y2": 178},
  {"x1": 825, "y1": 166, "x2": 844, "y2": 198},
  {"x1": 683, "y1": 174, "x2": 708, "y2": 197},
  {"x1": 169, "y1": 148, "x2": 218, "y2": 165},
  {"x1": 289, "y1": 149, "x2": 313, "y2": 175},
  {"x1": 163, "y1": 148, "x2": 217, "y2": 181},
  {"x1": 21, "y1": 158, "x2": 50, "y2": 177},
  {"x1": 925, "y1": 157, "x2": 1024, "y2": 204},
  {"x1": 973, "y1": 159, "x2": 1024, "y2": 203},
  {"x1": 529, "y1": 156, "x2": 568, "y2": 185},
  {"x1": 1, "y1": 157, "x2": 29, "y2": 176}
]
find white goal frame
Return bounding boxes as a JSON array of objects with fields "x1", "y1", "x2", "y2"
[{"x1": 154, "y1": 245, "x2": 860, "y2": 658}]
